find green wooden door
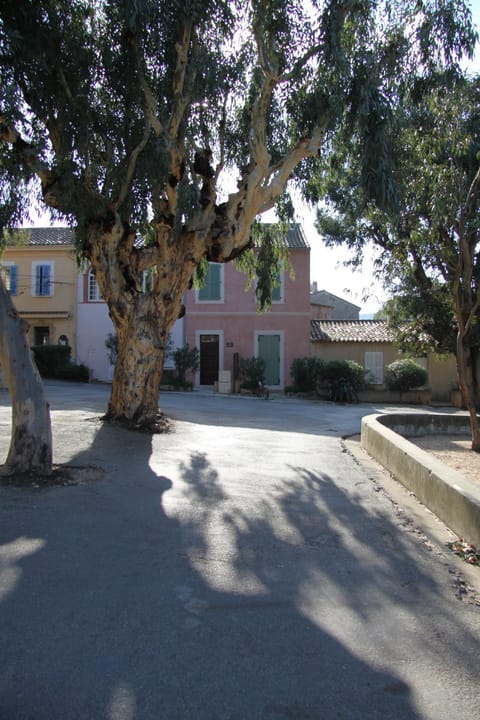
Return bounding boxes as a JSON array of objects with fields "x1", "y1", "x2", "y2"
[{"x1": 258, "y1": 334, "x2": 280, "y2": 385}]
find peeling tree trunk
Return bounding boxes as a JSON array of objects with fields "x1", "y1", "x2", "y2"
[
  {"x1": 0, "y1": 276, "x2": 52, "y2": 476},
  {"x1": 105, "y1": 297, "x2": 169, "y2": 429},
  {"x1": 85, "y1": 217, "x2": 200, "y2": 431}
]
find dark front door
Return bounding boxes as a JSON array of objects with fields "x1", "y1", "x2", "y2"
[
  {"x1": 200, "y1": 334, "x2": 219, "y2": 385},
  {"x1": 34, "y1": 326, "x2": 50, "y2": 345}
]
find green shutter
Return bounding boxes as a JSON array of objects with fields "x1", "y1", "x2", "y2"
[
  {"x1": 258, "y1": 334, "x2": 280, "y2": 385},
  {"x1": 271, "y1": 272, "x2": 282, "y2": 301},
  {"x1": 198, "y1": 263, "x2": 221, "y2": 301}
]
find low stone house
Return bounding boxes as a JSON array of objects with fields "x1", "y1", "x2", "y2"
[{"x1": 310, "y1": 319, "x2": 458, "y2": 403}]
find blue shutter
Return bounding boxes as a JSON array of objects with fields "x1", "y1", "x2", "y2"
[
  {"x1": 9, "y1": 266, "x2": 17, "y2": 295},
  {"x1": 35, "y1": 265, "x2": 42, "y2": 295},
  {"x1": 43, "y1": 265, "x2": 51, "y2": 295},
  {"x1": 36, "y1": 265, "x2": 51, "y2": 295}
]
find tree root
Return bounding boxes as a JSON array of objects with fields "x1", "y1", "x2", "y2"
[{"x1": 101, "y1": 411, "x2": 174, "y2": 434}]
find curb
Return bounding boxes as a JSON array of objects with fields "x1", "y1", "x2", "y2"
[{"x1": 361, "y1": 413, "x2": 480, "y2": 546}]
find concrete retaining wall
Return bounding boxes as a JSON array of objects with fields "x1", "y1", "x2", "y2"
[{"x1": 361, "y1": 413, "x2": 480, "y2": 546}]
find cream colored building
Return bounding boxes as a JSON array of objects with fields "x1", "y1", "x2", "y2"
[
  {"x1": 311, "y1": 319, "x2": 458, "y2": 403},
  {"x1": 1, "y1": 228, "x2": 78, "y2": 357}
]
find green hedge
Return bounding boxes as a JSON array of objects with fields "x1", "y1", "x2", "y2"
[
  {"x1": 290, "y1": 357, "x2": 366, "y2": 394},
  {"x1": 31, "y1": 345, "x2": 90, "y2": 383},
  {"x1": 384, "y1": 359, "x2": 428, "y2": 392}
]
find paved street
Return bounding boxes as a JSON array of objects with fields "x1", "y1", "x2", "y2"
[{"x1": 0, "y1": 382, "x2": 479, "y2": 720}]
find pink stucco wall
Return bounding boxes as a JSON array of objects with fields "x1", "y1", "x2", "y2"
[{"x1": 183, "y1": 248, "x2": 311, "y2": 388}]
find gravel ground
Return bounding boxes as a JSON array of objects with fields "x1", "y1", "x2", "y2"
[{"x1": 409, "y1": 434, "x2": 480, "y2": 485}]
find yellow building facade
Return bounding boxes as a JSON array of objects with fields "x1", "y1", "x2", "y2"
[{"x1": 1, "y1": 228, "x2": 77, "y2": 356}]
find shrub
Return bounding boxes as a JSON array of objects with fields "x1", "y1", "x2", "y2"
[
  {"x1": 318, "y1": 359, "x2": 366, "y2": 392},
  {"x1": 385, "y1": 359, "x2": 428, "y2": 392},
  {"x1": 31, "y1": 345, "x2": 90, "y2": 382},
  {"x1": 239, "y1": 356, "x2": 266, "y2": 390},
  {"x1": 56, "y1": 363, "x2": 90, "y2": 382},
  {"x1": 105, "y1": 333, "x2": 118, "y2": 365},
  {"x1": 173, "y1": 343, "x2": 200, "y2": 386},
  {"x1": 290, "y1": 357, "x2": 324, "y2": 392},
  {"x1": 31, "y1": 344, "x2": 72, "y2": 378}
]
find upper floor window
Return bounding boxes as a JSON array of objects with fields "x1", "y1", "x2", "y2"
[
  {"x1": 32, "y1": 262, "x2": 54, "y2": 297},
  {"x1": 271, "y1": 270, "x2": 284, "y2": 303},
  {"x1": 88, "y1": 270, "x2": 102, "y2": 301},
  {"x1": 197, "y1": 263, "x2": 224, "y2": 303},
  {"x1": 1, "y1": 263, "x2": 17, "y2": 295},
  {"x1": 256, "y1": 269, "x2": 284, "y2": 304}
]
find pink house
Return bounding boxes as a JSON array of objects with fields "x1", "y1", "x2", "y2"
[{"x1": 183, "y1": 224, "x2": 311, "y2": 390}]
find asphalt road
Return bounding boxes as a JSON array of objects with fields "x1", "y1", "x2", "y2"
[{"x1": 0, "y1": 382, "x2": 479, "y2": 720}]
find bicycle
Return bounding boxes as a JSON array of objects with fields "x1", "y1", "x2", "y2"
[
  {"x1": 331, "y1": 377, "x2": 359, "y2": 404},
  {"x1": 256, "y1": 381, "x2": 270, "y2": 400}
]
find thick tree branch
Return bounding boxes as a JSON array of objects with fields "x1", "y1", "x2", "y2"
[
  {"x1": 0, "y1": 117, "x2": 52, "y2": 188},
  {"x1": 113, "y1": 119, "x2": 152, "y2": 210},
  {"x1": 168, "y1": 19, "x2": 194, "y2": 140}
]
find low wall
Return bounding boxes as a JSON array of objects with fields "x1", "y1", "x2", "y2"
[
  {"x1": 361, "y1": 413, "x2": 480, "y2": 545},
  {"x1": 358, "y1": 389, "x2": 432, "y2": 404}
]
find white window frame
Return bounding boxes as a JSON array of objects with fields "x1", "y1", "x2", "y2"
[
  {"x1": 195, "y1": 263, "x2": 224, "y2": 304},
  {"x1": 0, "y1": 262, "x2": 17, "y2": 295},
  {"x1": 87, "y1": 270, "x2": 102, "y2": 302},
  {"x1": 365, "y1": 351, "x2": 384, "y2": 385},
  {"x1": 32, "y1": 261, "x2": 54, "y2": 297}
]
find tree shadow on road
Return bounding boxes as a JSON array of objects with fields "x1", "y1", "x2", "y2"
[{"x1": 0, "y1": 418, "x2": 478, "y2": 719}]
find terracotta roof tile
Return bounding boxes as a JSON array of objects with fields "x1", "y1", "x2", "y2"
[
  {"x1": 261, "y1": 223, "x2": 310, "y2": 249},
  {"x1": 311, "y1": 320, "x2": 395, "y2": 343}
]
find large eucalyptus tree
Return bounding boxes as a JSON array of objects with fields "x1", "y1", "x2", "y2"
[
  {"x1": 314, "y1": 74, "x2": 480, "y2": 449},
  {"x1": 0, "y1": 0, "x2": 476, "y2": 431}
]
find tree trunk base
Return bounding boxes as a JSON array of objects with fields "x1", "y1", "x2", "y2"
[{"x1": 101, "y1": 411, "x2": 174, "y2": 434}]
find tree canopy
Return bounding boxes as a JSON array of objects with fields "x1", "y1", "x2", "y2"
[{"x1": 314, "y1": 70, "x2": 480, "y2": 446}]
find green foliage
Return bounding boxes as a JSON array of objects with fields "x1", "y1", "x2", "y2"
[
  {"x1": 31, "y1": 345, "x2": 72, "y2": 377},
  {"x1": 290, "y1": 357, "x2": 366, "y2": 394},
  {"x1": 384, "y1": 359, "x2": 428, "y2": 393},
  {"x1": 105, "y1": 333, "x2": 119, "y2": 366},
  {"x1": 1, "y1": 1, "x2": 475, "y2": 247},
  {"x1": 239, "y1": 356, "x2": 266, "y2": 390},
  {"x1": 173, "y1": 343, "x2": 200, "y2": 386},
  {"x1": 290, "y1": 357, "x2": 324, "y2": 392},
  {"x1": 56, "y1": 363, "x2": 90, "y2": 383},
  {"x1": 234, "y1": 221, "x2": 293, "y2": 311},
  {"x1": 318, "y1": 360, "x2": 366, "y2": 392},
  {"x1": 312, "y1": 72, "x2": 480, "y2": 360},
  {"x1": 31, "y1": 345, "x2": 89, "y2": 382}
]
